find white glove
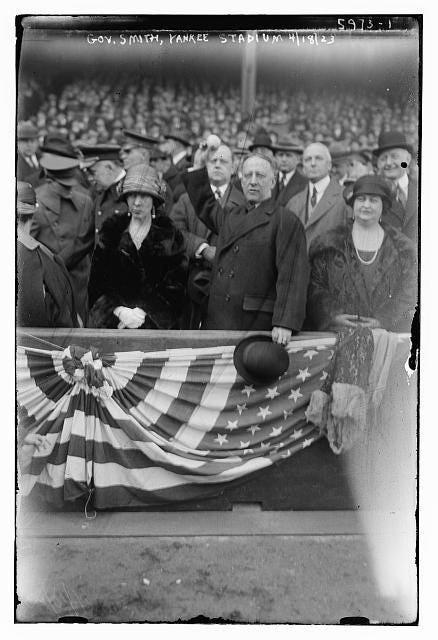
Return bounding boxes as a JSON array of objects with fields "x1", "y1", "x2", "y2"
[{"x1": 114, "y1": 306, "x2": 146, "y2": 329}]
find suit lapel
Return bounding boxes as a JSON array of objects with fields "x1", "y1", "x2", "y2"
[
  {"x1": 306, "y1": 179, "x2": 341, "y2": 228},
  {"x1": 220, "y1": 201, "x2": 274, "y2": 252},
  {"x1": 279, "y1": 171, "x2": 306, "y2": 206}
]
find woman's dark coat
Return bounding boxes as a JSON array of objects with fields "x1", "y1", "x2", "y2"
[
  {"x1": 88, "y1": 213, "x2": 188, "y2": 329},
  {"x1": 306, "y1": 221, "x2": 417, "y2": 332}
]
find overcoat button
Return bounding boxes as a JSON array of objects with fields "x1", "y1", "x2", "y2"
[
  {"x1": 97, "y1": 211, "x2": 102, "y2": 216},
  {"x1": 233, "y1": 245, "x2": 239, "y2": 253},
  {"x1": 225, "y1": 294, "x2": 231, "y2": 302}
]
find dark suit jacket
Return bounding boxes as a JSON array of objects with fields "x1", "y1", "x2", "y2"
[
  {"x1": 384, "y1": 178, "x2": 418, "y2": 243},
  {"x1": 170, "y1": 183, "x2": 246, "y2": 258},
  {"x1": 184, "y1": 168, "x2": 309, "y2": 331},
  {"x1": 286, "y1": 178, "x2": 352, "y2": 248},
  {"x1": 272, "y1": 170, "x2": 307, "y2": 207},
  {"x1": 16, "y1": 153, "x2": 39, "y2": 181}
]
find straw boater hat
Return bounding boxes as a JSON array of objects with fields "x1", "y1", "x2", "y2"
[
  {"x1": 120, "y1": 164, "x2": 165, "y2": 204},
  {"x1": 233, "y1": 335, "x2": 290, "y2": 386}
]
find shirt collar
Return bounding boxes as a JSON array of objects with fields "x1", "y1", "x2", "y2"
[
  {"x1": 113, "y1": 168, "x2": 126, "y2": 186},
  {"x1": 398, "y1": 173, "x2": 409, "y2": 195},
  {"x1": 210, "y1": 182, "x2": 228, "y2": 198},
  {"x1": 309, "y1": 174, "x2": 330, "y2": 194},
  {"x1": 280, "y1": 169, "x2": 295, "y2": 184},
  {"x1": 173, "y1": 149, "x2": 187, "y2": 165}
]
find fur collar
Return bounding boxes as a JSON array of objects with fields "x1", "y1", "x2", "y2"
[
  {"x1": 309, "y1": 220, "x2": 416, "y2": 259},
  {"x1": 98, "y1": 212, "x2": 182, "y2": 254}
]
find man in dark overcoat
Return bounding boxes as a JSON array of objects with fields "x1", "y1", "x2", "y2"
[
  {"x1": 183, "y1": 153, "x2": 309, "y2": 344},
  {"x1": 31, "y1": 141, "x2": 95, "y2": 325},
  {"x1": 16, "y1": 181, "x2": 79, "y2": 328},
  {"x1": 170, "y1": 144, "x2": 246, "y2": 328}
]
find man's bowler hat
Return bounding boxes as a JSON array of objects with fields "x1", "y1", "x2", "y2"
[
  {"x1": 248, "y1": 131, "x2": 274, "y2": 152},
  {"x1": 373, "y1": 131, "x2": 413, "y2": 157},
  {"x1": 233, "y1": 335, "x2": 290, "y2": 386}
]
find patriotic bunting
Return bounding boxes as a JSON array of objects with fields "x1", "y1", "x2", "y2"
[{"x1": 17, "y1": 337, "x2": 337, "y2": 508}]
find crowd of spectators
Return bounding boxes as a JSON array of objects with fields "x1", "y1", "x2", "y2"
[
  {"x1": 18, "y1": 75, "x2": 418, "y2": 156},
  {"x1": 16, "y1": 72, "x2": 419, "y2": 338}
]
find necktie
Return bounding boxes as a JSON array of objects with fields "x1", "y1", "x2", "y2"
[
  {"x1": 305, "y1": 186, "x2": 318, "y2": 225},
  {"x1": 214, "y1": 187, "x2": 222, "y2": 201},
  {"x1": 396, "y1": 185, "x2": 407, "y2": 209},
  {"x1": 278, "y1": 173, "x2": 286, "y2": 191}
]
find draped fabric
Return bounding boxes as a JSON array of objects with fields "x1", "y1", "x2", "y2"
[{"x1": 17, "y1": 336, "x2": 339, "y2": 508}]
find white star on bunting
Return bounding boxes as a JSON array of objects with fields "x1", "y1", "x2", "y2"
[
  {"x1": 257, "y1": 405, "x2": 272, "y2": 420},
  {"x1": 302, "y1": 438, "x2": 314, "y2": 449},
  {"x1": 247, "y1": 425, "x2": 261, "y2": 436},
  {"x1": 265, "y1": 386, "x2": 280, "y2": 400},
  {"x1": 239, "y1": 440, "x2": 250, "y2": 449},
  {"x1": 303, "y1": 349, "x2": 318, "y2": 360},
  {"x1": 241, "y1": 385, "x2": 255, "y2": 398},
  {"x1": 283, "y1": 408, "x2": 294, "y2": 420},
  {"x1": 243, "y1": 448, "x2": 254, "y2": 455},
  {"x1": 270, "y1": 426, "x2": 283, "y2": 437},
  {"x1": 320, "y1": 370, "x2": 328, "y2": 381},
  {"x1": 297, "y1": 367, "x2": 311, "y2": 382},
  {"x1": 226, "y1": 420, "x2": 239, "y2": 431},
  {"x1": 214, "y1": 433, "x2": 228, "y2": 446},
  {"x1": 288, "y1": 387, "x2": 303, "y2": 402},
  {"x1": 291, "y1": 428, "x2": 303, "y2": 440},
  {"x1": 236, "y1": 403, "x2": 247, "y2": 415},
  {"x1": 259, "y1": 441, "x2": 269, "y2": 450}
]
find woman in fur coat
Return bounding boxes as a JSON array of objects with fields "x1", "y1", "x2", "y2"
[
  {"x1": 306, "y1": 175, "x2": 417, "y2": 333},
  {"x1": 88, "y1": 164, "x2": 187, "y2": 330}
]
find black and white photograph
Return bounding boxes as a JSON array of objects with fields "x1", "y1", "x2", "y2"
[{"x1": 13, "y1": 9, "x2": 423, "y2": 627}]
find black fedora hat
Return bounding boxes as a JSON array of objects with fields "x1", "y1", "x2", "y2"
[
  {"x1": 373, "y1": 131, "x2": 413, "y2": 157},
  {"x1": 233, "y1": 335, "x2": 289, "y2": 386},
  {"x1": 248, "y1": 130, "x2": 274, "y2": 152}
]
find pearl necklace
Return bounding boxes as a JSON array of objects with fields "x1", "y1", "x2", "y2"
[
  {"x1": 352, "y1": 222, "x2": 384, "y2": 265},
  {"x1": 354, "y1": 245, "x2": 379, "y2": 265}
]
